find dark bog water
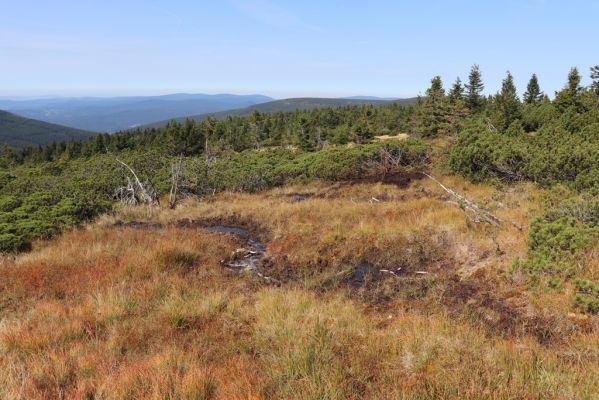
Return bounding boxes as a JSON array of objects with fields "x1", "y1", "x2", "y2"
[
  {"x1": 203, "y1": 225, "x2": 249, "y2": 237},
  {"x1": 290, "y1": 194, "x2": 308, "y2": 202},
  {"x1": 203, "y1": 225, "x2": 265, "y2": 273},
  {"x1": 350, "y1": 262, "x2": 380, "y2": 287}
]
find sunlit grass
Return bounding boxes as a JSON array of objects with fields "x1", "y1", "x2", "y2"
[{"x1": 0, "y1": 179, "x2": 597, "y2": 399}]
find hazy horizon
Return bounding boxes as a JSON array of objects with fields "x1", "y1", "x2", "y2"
[{"x1": 0, "y1": 92, "x2": 401, "y2": 101}]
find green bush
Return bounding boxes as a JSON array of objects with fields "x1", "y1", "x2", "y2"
[
  {"x1": 574, "y1": 279, "x2": 599, "y2": 314},
  {"x1": 514, "y1": 198, "x2": 598, "y2": 314},
  {"x1": 0, "y1": 191, "x2": 112, "y2": 253},
  {"x1": 0, "y1": 196, "x2": 21, "y2": 212},
  {"x1": 450, "y1": 117, "x2": 599, "y2": 191},
  {"x1": 527, "y1": 217, "x2": 596, "y2": 273},
  {"x1": 201, "y1": 140, "x2": 429, "y2": 193},
  {"x1": 0, "y1": 233, "x2": 31, "y2": 252}
]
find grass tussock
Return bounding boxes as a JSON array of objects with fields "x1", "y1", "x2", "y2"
[{"x1": 1, "y1": 178, "x2": 597, "y2": 399}]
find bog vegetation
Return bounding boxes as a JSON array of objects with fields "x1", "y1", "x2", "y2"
[{"x1": 0, "y1": 64, "x2": 598, "y2": 399}]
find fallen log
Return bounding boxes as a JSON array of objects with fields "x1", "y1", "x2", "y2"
[{"x1": 422, "y1": 173, "x2": 501, "y2": 227}]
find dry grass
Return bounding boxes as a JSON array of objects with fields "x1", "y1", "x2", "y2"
[
  {"x1": 373, "y1": 133, "x2": 409, "y2": 141},
  {"x1": 1, "y1": 177, "x2": 597, "y2": 399}
]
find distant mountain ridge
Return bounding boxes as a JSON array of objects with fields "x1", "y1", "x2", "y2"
[
  {"x1": 0, "y1": 94, "x2": 273, "y2": 133},
  {"x1": 0, "y1": 110, "x2": 95, "y2": 148},
  {"x1": 141, "y1": 97, "x2": 418, "y2": 129},
  {"x1": 343, "y1": 96, "x2": 401, "y2": 100}
]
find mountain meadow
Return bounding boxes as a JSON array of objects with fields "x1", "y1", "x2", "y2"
[{"x1": 0, "y1": 65, "x2": 598, "y2": 399}]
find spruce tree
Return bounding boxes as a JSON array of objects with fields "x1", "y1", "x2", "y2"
[
  {"x1": 419, "y1": 76, "x2": 449, "y2": 137},
  {"x1": 448, "y1": 77, "x2": 464, "y2": 103},
  {"x1": 495, "y1": 71, "x2": 521, "y2": 130},
  {"x1": 427, "y1": 76, "x2": 445, "y2": 101},
  {"x1": 567, "y1": 67, "x2": 582, "y2": 94},
  {"x1": 555, "y1": 67, "x2": 584, "y2": 111},
  {"x1": 523, "y1": 73, "x2": 543, "y2": 104},
  {"x1": 465, "y1": 64, "x2": 485, "y2": 113},
  {"x1": 591, "y1": 65, "x2": 599, "y2": 96}
]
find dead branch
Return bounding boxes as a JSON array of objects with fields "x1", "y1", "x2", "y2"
[
  {"x1": 485, "y1": 118, "x2": 498, "y2": 133},
  {"x1": 364, "y1": 146, "x2": 405, "y2": 179},
  {"x1": 422, "y1": 173, "x2": 501, "y2": 227},
  {"x1": 113, "y1": 156, "x2": 159, "y2": 206},
  {"x1": 168, "y1": 158, "x2": 183, "y2": 209}
]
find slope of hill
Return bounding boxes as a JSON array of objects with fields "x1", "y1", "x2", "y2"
[
  {"x1": 0, "y1": 94, "x2": 273, "y2": 132},
  {"x1": 142, "y1": 97, "x2": 418, "y2": 129},
  {"x1": 0, "y1": 110, "x2": 95, "y2": 148}
]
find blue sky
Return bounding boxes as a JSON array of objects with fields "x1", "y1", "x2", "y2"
[{"x1": 0, "y1": 0, "x2": 597, "y2": 98}]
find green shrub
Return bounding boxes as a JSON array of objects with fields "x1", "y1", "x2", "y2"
[
  {"x1": 0, "y1": 233, "x2": 31, "y2": 252},
  {"x1": 0, "y1": 196, "x2": 21, "y2": 212},
  {"x1": 515, "y1": 198, "x2": 598, "y2": 314},
  {"x1": 527, "y1": 217, "x2": 596, "y2": 273},
  {"x1": 0, "y1": 190, "x2": 112, "y2": 253},
  {"x1": 450, "y1": 118, "x2": 599, "y2": 190},
  {"x1": 14, "y1": 219, "x2": 57, "y2": 240},
  {"x1": 202, "y1": 140, "x2": 429, "y2": 193},
  {"x1": 574, "y1": 279, "x2": 599, "y2": 314}
]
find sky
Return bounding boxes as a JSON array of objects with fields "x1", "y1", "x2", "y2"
[{"x1": 0, "y1": 0, "x2": 597, "y2": 99}]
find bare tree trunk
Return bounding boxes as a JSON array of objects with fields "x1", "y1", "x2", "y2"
[
  {"x1": 168, "y1": 159, "x2": 182, "y2": 209},
  {"x1": 113, "y1": 156, "x2": 159, "y2": 206}
]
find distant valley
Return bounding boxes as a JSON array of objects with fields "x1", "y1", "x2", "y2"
[{"x1": 0, "y1": 93, "x2": 273, "y2": 132}]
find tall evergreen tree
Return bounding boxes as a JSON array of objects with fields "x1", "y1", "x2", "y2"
[
  {"x1": 567, "y1": 67, "x2": 583, "y2": 94},
  {"x1": 555, "y1": 67, "x2": 584, "y2": 111},
  {"x1": 448, "y1": 77, "x2": 464, "y2": 103},
  {"x1": 427, "y1": 76, "x2": 445, "y2": 101},
  {"x1": 591, "y1": 65, "x2": 599, "y2": 96},
  {"x1": 523, "y1": 73, "x2": 543, "y2": 104},
  {"x1": 495, "y1": 71, "x2": 521, "y2": 130},
  {"x1": 465, "y1": 64, "x2": 485, "y2": 113},
  {"x1": 446, "y1": 77, "x2": 469, "y2": 134},
  {"x1": 418, "y1": 76, "x2": 449, "y2": 137}
]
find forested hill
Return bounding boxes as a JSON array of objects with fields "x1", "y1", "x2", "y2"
[
  {"x1": 0, "y1": 93, "x2": 274, "y2": 132},
  {"x1": 142, "y1": 97, "x2": 418, "y2": 128},
  {"x1": 0, "y1": 110, "x2": 95, "y2": 148}
]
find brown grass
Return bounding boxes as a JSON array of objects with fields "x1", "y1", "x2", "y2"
[{"x1": 1, "y1": 177, "x2": 597, "y2": 399}]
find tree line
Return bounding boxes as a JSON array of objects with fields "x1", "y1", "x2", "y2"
[
  {"x1": 1, "y1": 64, "x2": 597, "y2": 169},
  {"x1": 1, "y1": 104, "x2": 414, "y2": 166},
  {"x1": 416, "y1": 64, "x2": 599, "y2": 137}
]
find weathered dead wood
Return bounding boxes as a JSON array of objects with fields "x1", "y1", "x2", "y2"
[
  {"x1": 364, "y1": 146, "x2": 406, "y2": 179},
  {"x1": 422, "y1": 173, "x2": 501, "y2": 227},
  {"x1": 113, "y1": 156, "x2": 159, "y2": 206},
  {"x1": 485, "y1": 118, "x2": 498, "y2": 133},
  {"x1": 168, "y1": 159, "x2": 183, "y2": 209}
]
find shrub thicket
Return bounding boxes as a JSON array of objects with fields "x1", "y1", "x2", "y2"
[
  {"x1": 0, "y1": 140, "x2": 428, "y2": 252},
  {"x1": 512, "y1": 196, "x2": 599, "y2": 313}
]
